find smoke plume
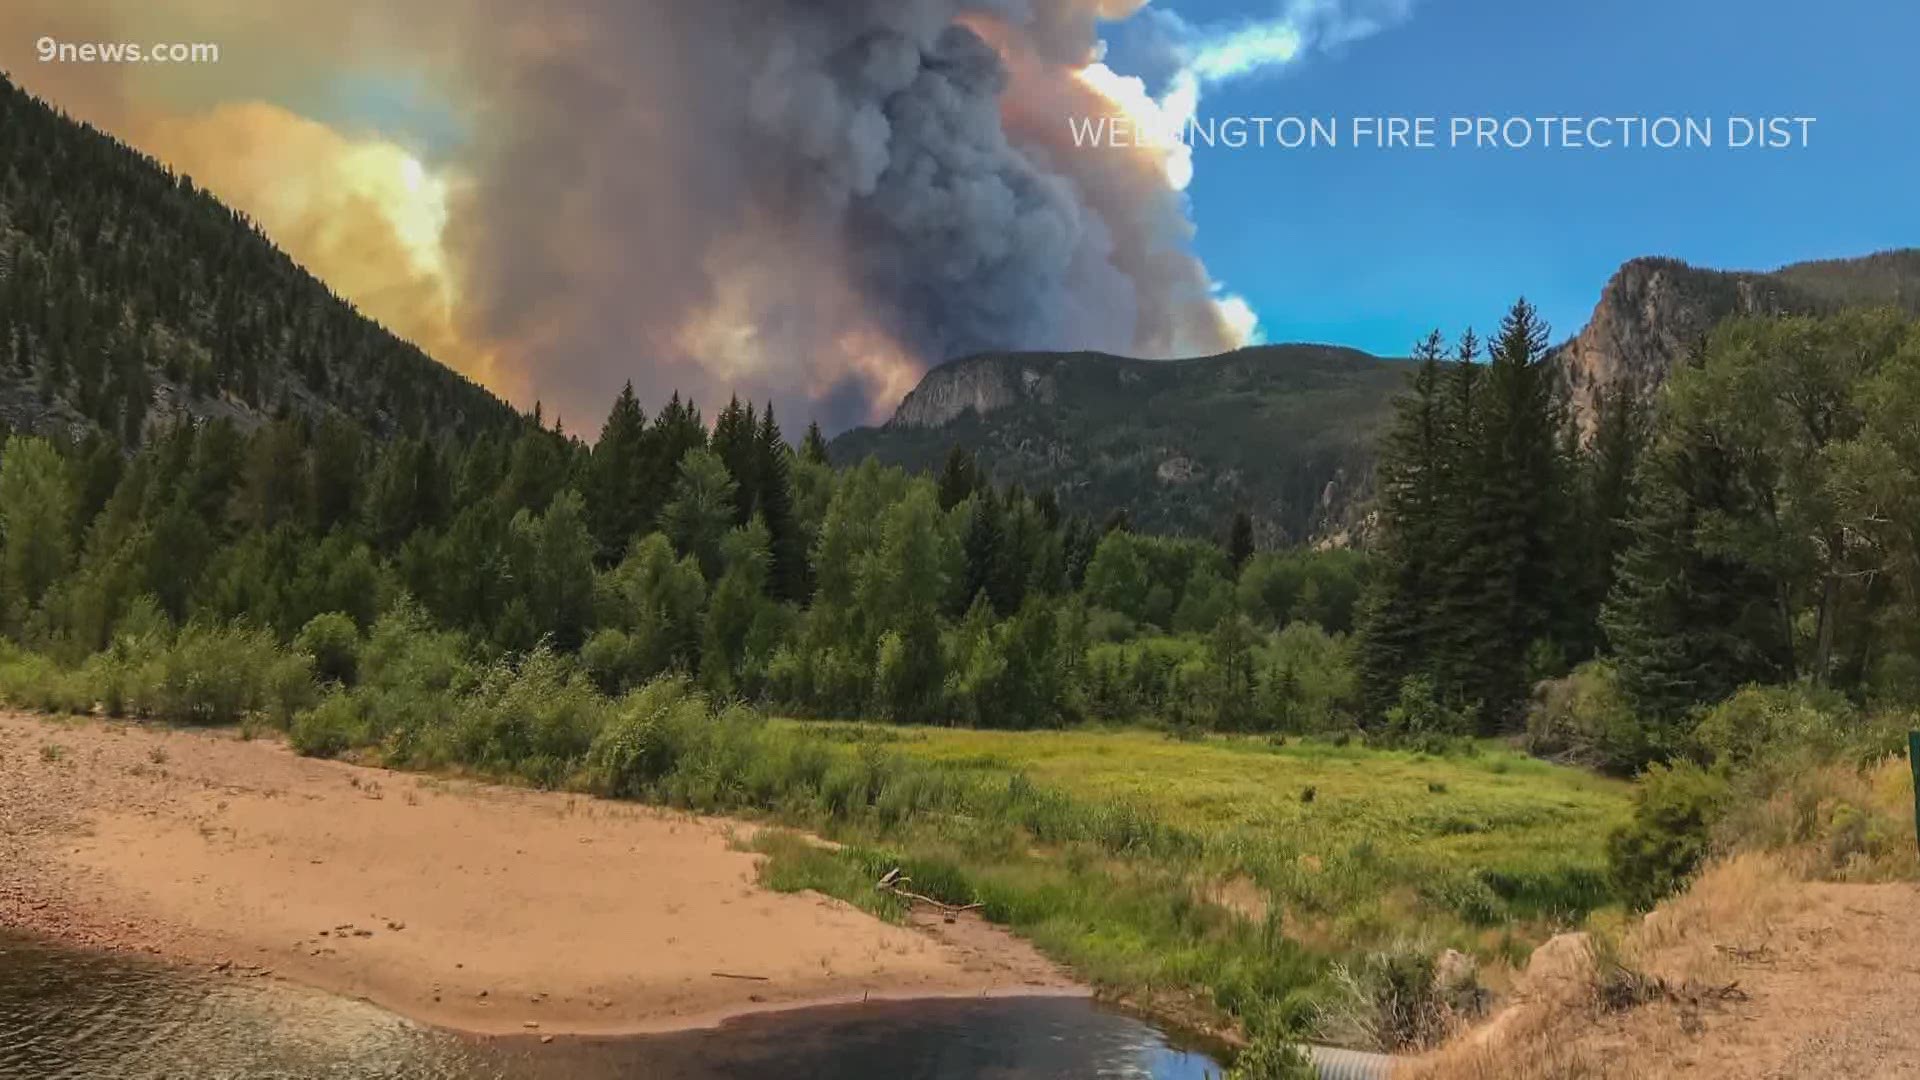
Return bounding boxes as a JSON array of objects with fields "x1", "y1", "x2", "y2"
[{"x1": 0, "y1": 0, "x2": 1409, "y2": 432}]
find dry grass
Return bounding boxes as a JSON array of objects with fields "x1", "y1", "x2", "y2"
[
  {"x1": 1406, "y1": 856, "x2": 1800, "y2": 1079},
  {"x1": 1622, "y1": 852, "x2": 1807, "y2": 989},
  {"x1": 1409, "y1": 835, "x2": 1920, "y2": 1080}
]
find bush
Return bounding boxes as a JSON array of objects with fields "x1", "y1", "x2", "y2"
[
  {"x1": 147, "y1": 622, "x2": 315, "y2": 725},
  {"x1": 1225, "y1": 1034, "x2": 1316, "y2": 1080},
  {"x1": 1381, "y1": 675, "x2": 1475, "y2": 745},
  {"x1": 451, "y1": 645, "x2": 608, "y2": 786},
  {"x1": 1524, "y1": 661, "x2": 1654, "y2": 773},
  {"x1": 584, "y1": 676, "x2": 706, "y2": 798},
  {"x1": 290, "y1": 693, "x2": 363, "y2": 758},
  {"x1": 0, "y1": 644, "x2": 88, "y2": 713},
  {"x1": 1318, "y1": 940, "x2": 1476, "y2": 1052},
  {"x1": 1259, "y1": 621, "x2": 1356, "y2": 733},
  {"x1": 1713, "y1": 756, "x2": 1919, "y2": 880},
  {"x1": 1606, "y1": 762, "x2": 1731, "y2": 910},
  {"x1": 580, "y1": 628, "x2": 639, "y2": 695},
  {"x1": 296, "y1": 612, "x2": 361, "y2": 687},
  {"x1": 1692, "y1": 683, "x2": 1892, "y2": 773}
]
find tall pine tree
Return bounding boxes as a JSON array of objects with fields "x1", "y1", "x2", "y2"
[
  {"x1": 1356, "y1": 330, "x2": 1451, "y2": 721},
  {"x1": 586, "y1": 381, "x2": 649, "y2": 560}
]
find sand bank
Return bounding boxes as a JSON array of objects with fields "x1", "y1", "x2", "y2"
[{"x1": 0, "y1": 712, "x2": 1078, "y2": 1036}]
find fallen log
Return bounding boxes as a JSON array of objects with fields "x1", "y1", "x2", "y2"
[{"x1": 875, "y1": 868, "x2": 984, "y2": 917}]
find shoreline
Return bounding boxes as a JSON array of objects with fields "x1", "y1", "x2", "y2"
[
  {"x1": 2, "y1": 923, "x2": 1086, "y2": 1041},
  {"x1": 0, "y1": 712, "x2": 1083, "y2": 1038}
]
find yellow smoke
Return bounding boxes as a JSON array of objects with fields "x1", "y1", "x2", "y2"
[{"x1": 134, "y1": 103, "x2": 512, "y2": 396}]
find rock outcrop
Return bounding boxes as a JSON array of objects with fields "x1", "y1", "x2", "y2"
[
  {"x1": 1555, "y1": 250, "x2": 1920, "y2": 437},
  {"x1": 889, "y1": 355, "x2": 1057, "y2": 429},
  {"x1": 1553, "y1": 258, "x2": 1805, "y2": 437}
]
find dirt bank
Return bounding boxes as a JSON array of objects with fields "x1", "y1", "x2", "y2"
[
  {"x1": 0, "y1": 712, "x2": 1078, "y2": 1036},
  {"x1": 1411, "y1": 853, "x2": 1920, "y2": 1078}
]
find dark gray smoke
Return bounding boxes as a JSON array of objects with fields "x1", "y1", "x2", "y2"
[
  {"x1": 446, "y1": 0, "x2": 1234, "y2": 431},
  {"x1": 0, "y1": 0, "x2": 1243, "y2": 433}
]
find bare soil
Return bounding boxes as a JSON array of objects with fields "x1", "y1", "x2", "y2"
[
  {"x1": 0, "y1": 712, "x2": 1078, "y2": 1036},
  {"x1": 1413, "y1": 853, "x2": 1920, "y2": 1078}
]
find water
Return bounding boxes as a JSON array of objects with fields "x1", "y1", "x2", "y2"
[{"x1": 0, "y1": 933, "x2": 1226, "y2": 1079}]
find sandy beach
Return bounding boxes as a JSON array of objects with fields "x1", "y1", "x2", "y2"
[{"x1": 0, "y1": 712, "x2": 1078, "y2": 1036}]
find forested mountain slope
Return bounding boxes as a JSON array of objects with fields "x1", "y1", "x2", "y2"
[
  {"x1": 830, "y1": 345, "x2": 1408, "y2": 545},
  {"x1": 0, "y1": 74, "x2": 516, "y2": 444}
]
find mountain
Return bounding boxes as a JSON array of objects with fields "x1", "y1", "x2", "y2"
[
  {"x1": 830, "y1": 345, "x2": 1408, "y2": 544},
  {"x1": 1555, "y1": 249, "x2": 1920, "y2": 435},
  {"x1": 835, "y1": 249, "x2": 1920, "y2": 546},
  {"x1": 0, "y1": 74, "x2": 516, "y2": 445}
]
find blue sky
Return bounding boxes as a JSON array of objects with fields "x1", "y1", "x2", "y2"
[{"x1": 1126, "y1": 0, "x2": 1920, "y2": 353}]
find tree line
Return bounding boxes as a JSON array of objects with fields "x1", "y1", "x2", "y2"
[
  {"x1": 6, "y1": 289, "x2": 1916, "y2": 769},
  {"x1": 0, "y1": 382, "x2": 1368, "y2": 734},
  {"x1": 1358, "y1": 299, "x2": 1920, "y2": 774}
]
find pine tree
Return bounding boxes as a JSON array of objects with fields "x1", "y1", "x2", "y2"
[
  {"x1": 309, "y1": 415, "x2": 365, "y2": 534},
  {"x1": 1225, "y1": 510, "x2": 1255, "y2": 572},
  {"x1": 1355, "y1": 330, "x2": 1451, "y2": 721},
  {"x1": 234, "y1": 420, "x2": 311, "y2": 532},
  {"x1": 937, "y1": 446, "x2": 982, "y2": 511},
  {"x1": 800, "y1": 421, "x2": 830, "y2": 466},
  {"x1": 643, "y1": 393, "x2": 706, "y2": 528},
  {"x1": 959, "y1": 488, "x2": 1007, "y2": 614},
  {"x1": 1602, "y1": 429, "x2": 1791, "y2": 748},
  {"x1": 586, "y1": 382, "x2": 648, "y2": 560},
  {"x1": 1436, "y1": 301, "x2": 1571, "y2": 728},
  {"x1": 1566, "y1": 379, "x2": 1645, "y2": 660},
  {"x1": 754, "y1": 404, "x2": 808, "y2": 602},
  {"x1": 711, "y1": 396, "x2": 760, "y2": 525}
]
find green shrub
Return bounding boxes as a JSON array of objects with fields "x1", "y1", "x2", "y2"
[
  {"x1": 296, "y1": 612, "x2": 361, "y2": 687},
  {"x1": 580, "y1": 628, "x2": 639, "y2": 695},
  {"x1": 584, "y1": 675, "x2": 705, "y2": 797},
  {"x1": 150, "y1": 622, "x2": 313, "y2": 725},
  {"x1": 452, "y1": 645, "x2": 608, "y2": 784},
  {"x1": 1258, "y1": 622, "x2": 1356, "y2": 733},
  {"x1": 0, "y1": 645, "x2": 88, "y2": 714},
  {"x1": 359, "y1": 601, "x2": 475, "y2": 697},
  {"x1": 1225, "y1": 1034, "x2": 1316, "y2": 1080},
  {"x1": 1382, "y1": 676, "x2": 1474, "y2": 743},
  {"x1": 1692, "y1": 683, "x2": 1890, "y2": 773},
  {"x1": 1606, "y1": 762, "x2": 1731, "y2": 910},
  {"x1": 1524, "y1": 661, "x2": 1656, "y2": 773},
  {"x1": 290, "y1": 693, "x2": 364, "y2": 758}
]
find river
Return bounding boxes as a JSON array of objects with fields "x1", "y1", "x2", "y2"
[{"x1": 0, "y1": 932, "x2": 1227, "y2": 1079}]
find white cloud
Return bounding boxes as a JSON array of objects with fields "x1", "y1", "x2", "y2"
[
  {"x1": 1213, "y1": 289, "x2": 1265, "y2": 347},
  {"x1": 1075, "y1": 2, "x2": 1420, "y2": 352},
  {"x1": 1138, "y1": 0, "x2": 1419, "y2": 93},
  {"x1": 1186, "y1": 22, "x2": 1307, "y2": 82}
]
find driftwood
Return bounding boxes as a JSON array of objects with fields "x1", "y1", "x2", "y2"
[
  {"x1": 710, "y1": 971, "x2": 770, "y2": 981},
  {"x1": 875, "y1": 868, "x2": 984, "y2": 917}
]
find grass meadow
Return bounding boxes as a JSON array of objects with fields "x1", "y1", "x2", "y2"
[{"x1": 749, "y1": 720, "x2": 1630, "y2": 1040}]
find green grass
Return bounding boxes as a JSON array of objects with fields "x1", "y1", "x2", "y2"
[
  {"x1": 781, "y1": 722, "x2": 1625, "y2": 894},
  {"x1": 746, "y1": 720, "x2": 1631, "y2": 1042}
]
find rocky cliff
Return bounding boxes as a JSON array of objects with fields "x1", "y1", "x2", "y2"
[
  {"x1": 1555, "y1": 250, "x2": 1920, "y2": 436},
  {"x1": 889, "y1": 353, "x2": 1058, "y2": 429}
]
